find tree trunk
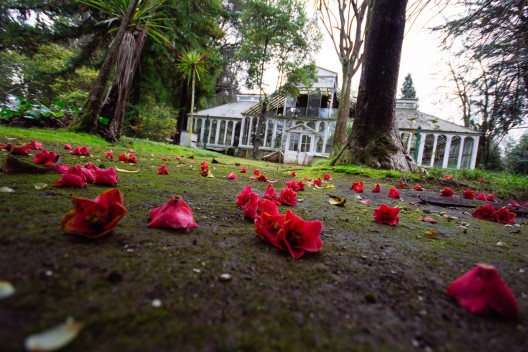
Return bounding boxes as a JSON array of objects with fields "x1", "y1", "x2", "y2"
[
  {"x1": 332, "y1": 0, "x2": 413, "y2": 171},
  {"x1": 333, "y1": 61, "x2": 353, "y2": 149},
  {"x1": 71, "y1": 0, "x2": 139, "y2": 134},
  {"x1": 188, "y1": 70, "x2": 196, "y2": 147}
]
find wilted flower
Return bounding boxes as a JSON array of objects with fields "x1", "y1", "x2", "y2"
[
  {"x1": 371, "y1": 184, "x2": 381, "y2": 193},
  {"x1": 509, "y1": 200, "x2": 521, "y2": 207},
  {"x1": 263, "y1": 184, "x2": 281, "y2": 205},
  {"x1": 313, "y1": 178, "x2": 322, "y2": 187},
  {"x1": 236, "y1": 185, "x2": 254, "y2": 207},
  {"x1": 476, "y1": 193, "x2": 487, "y2": 201},
  {"x1": 240, "y1": 167, "x2": 247, "y2": 173},
  {"x1": 397, "y1": 181, "x2": 408, "y2": 189},
  {"x1": 279, "y1": 188, "x2": 297, "y2": 206},
  {"x1": 70, "y1": 146, "x2": 90, "y2": 156},
  {"x1": 28, "y1": 140, "x2": 43, "y2": 150},
  {"x1": 373, "y1": 203, "x2": 400, "y2": 225},
  {"x1": 388, "y1": 188, "x2": 400, "y2": 199},
  {"x1": 472, "y1": 204, "x2": 496, "y2": 221},
  {"x1": 286, "y1": 180, "x2": 301, "y2": 191},
  {"x1": 413, "y1": 184, "x2": 424, "y2": 191},
  {"x1": 225, "y1": 172, "x2": 238, "y2": 180},
  {"x1": 94, "y1": 167, "x2": 119, "y2": 186},
  {"x1": 148, "y1": 196, "x2": 198, "y2": 229},
  {"x1": 290, "y1": 171, "x2": 296, "y2": 177},
  {"x1": 323, "y1": 173, "x2": 331, "y2": 181},
  {"x1": 157, "y1": 164, "x2": 169, "y2": 175},
  {"x1": 104, "y1": 151, "x2": 114, "y2": 159},
  {"x1": 253, "y1": 169, "x2": 260, "y2": 176},
  {"x1": 243, "y1": 192, "x2": 260, "y2": 220},
  {"x1": 63, "y1": 144, "x2": 72, "y2": 150},
  {"x1": 440, "y1": 187, "x2": 454, "y2": 197},
  {"x1": 486, "y1": 194, "x2": 495, "y2": 202},
  {"x1": 462, "y1": 190, "x2": 475, "y2": 199},
  {"x1": 34, "y1": 150, "x2": 58, "y2": 164},
  {"x1": 53, "y1": 166, "x2": 87, "y2": 188},
  {"x1": 443, "y1": 175, "x2": 453, "y2": 180},
  {"x1": 493, "y1": 207, "x2": 516, "y2": 225},
  {"x1": 280, "y1": 210, "x2": 323, "y2": 259}
]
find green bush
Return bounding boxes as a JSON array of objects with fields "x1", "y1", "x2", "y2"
[
  {"x1": 124, "y1": 101, "x2": 178, "y2": 142},
  {"x1": 504, "y1": 134, "x2": 528, "y2": 174}
]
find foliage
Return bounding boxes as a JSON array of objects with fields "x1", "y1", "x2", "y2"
[
  {"x1": 400, "y1": 73, "x2": 417, "y2": 99},
  {"x1": 504, "y1": 133, "x2": 528, "y2": 174},
  {"x1": 124, "y1": 101, "x2": 178, "y2": 141},
  {"x1": 0, "y1": 97, "x2": 74, "y2": 122}
]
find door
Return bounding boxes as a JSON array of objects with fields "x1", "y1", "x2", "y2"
[{"x1": 285, "y1": 133, "x2": 313, "y2": 164}]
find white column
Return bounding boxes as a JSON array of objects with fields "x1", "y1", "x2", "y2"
[
  {"x1": 262, "y1": 119, "x2": 269, "y2": 148},
  {"x1": 416, "y1": 134, "x2": 426, "y2": 166},
  {"x1": 430, "y1": 134, "x2": 438, "y2": 167},
  {"x1": 470, "y1": 136, "x2": 479, "y2": 170},
  {"x1": 406, "y1": 132, "x2": 413, "y2": 153},
  {"x1": 214, "y1": 120, "x2": 221, "y2": 145},
  {"x1": 323, "y1": 124, "x2": 330, "y2": 154},
  {"x1": 223, "y1": 120, "x2": 228, "y2": 145},
  {"x1": 199, "y1": 118, "x2": 205, "y2": 146},
  {"x1": 230, "y1": 121, "x2": 237, "y2": 146},
  {"x1": 271, "y1": 120, "x2": 278, "y2": 149},
  {"x1": 442, "y1": 135, "x2": 453, "y2": 169},
  {"x1": 206, "y1": 120, "x2": 212, "y2": 145},
  {"x1": 456, "y1": 136, "x2": 466, "y2": 169},
  {"x1": 239, "y1": 117, "x2": 246, "y2": 146},
  {"x1": 247, "y1": 117, "x2": 254, "y2": 146}
]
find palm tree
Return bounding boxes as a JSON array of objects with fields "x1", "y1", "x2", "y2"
[{"x1": 176, "y1": 51, "x2": 208, "y2": 147}]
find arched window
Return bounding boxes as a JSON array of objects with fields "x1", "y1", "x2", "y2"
[
  {"x1": 461, "y1": 137, "x2": 474, "y2": 169},
  {"x1": 226, "y1": 121, "x2": 233, "y2": 145},
  {"x1": 316, "y1": 122, "x2": 325, "y2": 153},
  {"x1": 448, "y1": 136, "x2": 461, "y2": 168},
  {"x1": 209, "y1": 120, "x2": 217, "y2": 145},
  {"x1": 265, "y1": 119, "x2": 274, "y2": 147},
  {"x1": 421, "y1": 134, "x2": 435, "y2": 166},
  {"x1": 219, "y1": 120, "x2": 226, "y2": 145},
  {"x1": 434, "y1": 135, "x2": 447, "y2": 168}
]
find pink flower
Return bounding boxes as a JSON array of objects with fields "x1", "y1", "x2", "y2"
[
  {"x1": 443, "y1": 175, "x2": 453, "y2": 180},
  {"x1": 323, "y1": 173, "x2": 331, "y2": 181},
  {"x1": 175, "y1": 156, "x2": 181, "y2": 161},
  {"x1": 279, "y1": 188, "x2": 297, "y2": 206},
  {"x1": 63, "y1": 144, "x2": 72, "y2": 150},
  {"x1": 80, "y1": 166, "x2": 96, "y2": 183},
  {"x1": 351, "y1": 181, "x2": 364, "y2": 193},
  {"x1": 94, "y1": 167, "x2": 119, "y2": 186},
  {"x1": 462, "y1": 190, "x2": 475, "y2": 199},
  {"x1": 447, "y1": 264, "x2": 519, "y2": 319},
  {"x1": 105, "y1": 150, "x2": 114, "y2": 159},
  {"x1": 440, "y1": 187, "x2": 454, "y2": 197},
  {"x1": 263, "y1": 184, "x2": 281, "y2": 205},
  {"x1": 476, "y1": 193, "x2": 487, "y2": 201},
  {"x1": 296, "y1": 180, "x2": 305, "y2": 191},
  {"x1": 413, "y1": 184, "x2": 424, "y2": 191},
  {"x1": 290, "y1": 171, "x2": 296, "y2": 177},
  {"x1": 486, "y1": 194, "x2": 495, "y2": 202},
  {"x1": 243, "y1": 192, "x2": 260, "y2": 220},
  {"x1": 33, "y1": 150, "x2": 58, "y2": 164},
  {"x1": 371, "y1": 184, "x2": 381, "y2": 193},
  {"x1": 225, "y1": 172, "x2": 238, "y2": 180},
  {"x1": 236, "y1": 185, "x2": 254, "y2": 207},
  {"x1": 70, "y1": 146, "x2": 90, "y2": 156},
  {"x1": 360, "y1": 199, "x2": 370, "y2": 205},
  {"x1": 313, "y1": 178, "x2": 322, "y2": 187},
  {"x1": 253, "y1": 169, "x2": 260, "y2": 176},
  {"x1": 494, "y1": 207, "x2": 516, "y2": 225},
  {"x1": 388, "y1": 188, "x2": 400, "y2": 199},
  {"x1": 118, "y1": 154, "x2": 129, "y2": 162},
  {"x1": 240, "y1": 167, "x2": 247, "y2": 173},
  {"x1": 286, "y1": 180, "x2": 301, "y2": 191},
  {"x1": 157, "y1": 164, "x2": 169, "y2": 175},
  {"x1": 54, "y1": 164, "x2": 70, "y2": 175},
  {"x1": 509, "y1": 200, "x2": 521, "y2": 207},
  {"x1": 10, "y1": 145, "x2": 31, "y2": 155},
  {"x1": 472, "y1": 204, "x2": 496, "y2": 221},
  {"x1": 28, "y1": 140, "x2": 43, "y2": 150},
  {"x1": 53, "y1": 166, "x2": 87, "y2": 188},
  {"x1": 128, "y1": 155, "x2": 137, "y2": 163},
  {"x1": 128, "y1": 149, "x2": 135, "y2": 154},
  {"x1": 148, "y1": 196, "x2": 198, "y2": 229},
  {"x1": 397, "y1": 181, "x2": 408, "y2": 189},
  {"x1": 280, "y1": 210, "x2": 323, "y2": 259},
  {"x1": 373, "y1": 203, "x2": 400, "y2": 225}
]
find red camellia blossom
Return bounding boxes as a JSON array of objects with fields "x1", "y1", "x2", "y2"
[
  {"x1": 54, "y1": 164, "x2": 70, "y2": 175},
  {"x1": 279, "y1": 188, "x2": 297, "y2": 206},
  {"x1": 286, "y1": 180, "x2": 301, "y2": 191},
  {"x1": 462, "y1": 190, "x2": 475, "y2": 199},
  {"x1": 494, "y1": 206, "x2": 516, "y2": 224},
  {"x1": 0, "y1": 143, "x2": 13, "y2": 150},
  {"x1": 256, "y1": 173, "x2": 268, "y2": 182},
  {"x1": 372, "y1": 203, "x2": 400, "y2": 225},
  {"x1": 157, "y1": 164, "x2": 169, "y2": 175},
  {"x1": 28, "y1": 140, "x2": 43, "y2": 150},
  {"x1": 240, "y1": 167, "x2": 247, "y2": 173},
  {"x1": 243, "y1": 192, "x2": 260, "y2": 220},
  {"x1": 236, "y1": 185, "x2": 254, "y2": 207},
  {"x1": 70, "y1": 146, "x2": 90, "y2": 156},
  {"x1": 94, "y1": 167, "x2": 119, "y2": 186},
  {"x1": 175, "y1": 156, "x2": 181, "y2": 161},
  {"x1": 43, "y1": 162, "x2": 54, "y2": 168},
  {"x1": 280, "y1": 210, "x2": 323, "y2": 259},
  {"x1": 225, "y1": 172, "x2": 238, "y2": 180},
  {"x1": 53, "y1": 165, "x2": 87, "y2": 188},
  {"x1": 61, "y1": 188, "x2": 127, "y2": 239},
  {"x1": 323, "y1": 173, "x2": 331, "y2": 181},
  {"x1": 118, "y1": 153, "x2": 128, "y2": 162},
  {"x1": 509, "y1": 200, "x2": 521, "y2": 207},
  {"x1": 128, "y1": 155, "x2": 138, "y2": 163},
  {"x1": 33, "y1": 150, "x2": 58, "y2": 164},
  {"x1": 80, "y1": 166, "x2": 96, "y2": 183},
  {"x1": 371, "y1": 184, "x2": 381, "y2": 193},
  {"x1": 388, "y1": 188, "x2": 400, "y2": 199},
  {"x1": 472, "y1": 204, "x2": 496, "y2": 221},
  {"x1": 413, "y1": 184, "x2": 424, "y2": 191},
  {"x1": 440, "y1": 187, "x2": 454, "y2": 197},
  {"x1": 447, "y1": 264, "x2": 519, "y2": 319},
  {"x1": 253, "y1": 169, "x2": 260, "y2": 175},
  {"x1": 443, "y1": 175, "x2": 453, "y2": 180},
  {"x1": 351, "y1": 181, "x2": 364, "y2": 193},
  {"x1": 397, "y1": 181, "x2": 408, "y2": 189},
  {"x1": 476, "y1": 193, "x2": 487, "y2": 201},
  {"x1": 296, "y1": 180, "x2": 305, "y2": 191},
  {"x1": 254, "y1": 202, "x2": 284, "y2": 248},
  {"x1": 200, "y1": 161, "x2": 209, "y2": 171},
  {"x1": 63, "y1": 144, "x2": 72, "y2": 150},
  {"x1": 290, "y1": 171, "x2": 296, "y2": 177},
  {"x1": 105, "y1": 150, "x2": 114, "y2": 159},
  {"x1": 148, "y1": 196, "x2": 198, "y2": 229},
  {"x1": 128, "y1": 149, "x2": 135, "y2": 154},
  {"x1": 10, "y1": 144, "x2": 31, "y2": 155},
  {"x1": 313, "y1": 178, "x2": 322, "y2": 187},
  {"x1": 486, "y1": 194, "x2": 495, "y2": 202},
  {"x1": 263, "y1": 184, "x2": 281, "y2": 205}
]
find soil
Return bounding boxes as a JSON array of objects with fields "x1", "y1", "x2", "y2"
[
  {"x1": 0, "y1": 114, "x2": 73, "y2": 129},
  {"x1": 0, "y1": 135, "x2": 527, "y2": 352}
]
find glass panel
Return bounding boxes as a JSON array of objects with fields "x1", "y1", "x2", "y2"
[
  {"x1": 316, "y1": 122, "x2": 325, "y2": 153},
  {"x1": 409, "y1": 133, "x2": 417, "y2": 157},
  {"x1": 242, "y1": 118, "x2": 250, "y2": 145},
  {"x1": 401, "y1": 132, "x2": 410, "y2": 149},
  {"x1": 461, "y1": 137, "x2": 474, "y2": 169},
  {"x1": 434, "y1": 135, "x2": 447, "y2": 168},
  {"x1": 226, "y1": 121, "x2": 233, "y2": 145},
  {"x1": 307, "y1": 121, "x2": 316, "y2": 129},
  {"x1": 289, "y1": 133, "x2": 300, "y2": 151},
  {"x1": 209, "y1": 120, "x2": 217, "y2": 144},
  {"x1": 300, "y1": 135, "x2": 311, "y2": 152},
  {"x1": 274, "y1": 120, "x2": 284, "y2": 149},
  {"x1": 219, "y1": 121, "x2": 226, "y2": 145},
  {"x1": 325, "y1": 122, "x2": 335, "y2": 154},
  {"x1": 195, "y1": 119, "x2": 202, "y2": 144},
  {"x1": 421, "y1": 134, "x2": 435, "y2": 166},
  {"x1": 265, "y1": 119, "x2": 274, "y2": 147},
  {"x1": 448, "y1": 136, "x2": 461, "y2": 168}
]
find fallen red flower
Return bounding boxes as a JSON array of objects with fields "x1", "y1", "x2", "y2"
[
  {"x1": 373, "y1": 203, "x2": 400, "y2": 225},
  {"x1": 128, "y1": 149, "x2": 135, "y2": 154},
  {"x1": 494, "y1": 206, "x2": 516, "y2": 225},
  {"x1": 476, "y1": 193, "x2": 487, "y2": 201},
  {"x1": 128, "y1": 155, "x2": 137, "y2": 163},
  {"x1": 28, "y1": 140, "x2": 43, "y2": 150},
  {"x1": 443, "y1": 175, "x2": 453, "y2": 180},
  {"x1": 61, "y1": 188, "x2": 127, "y2": 239},
  {"x1": 351, "y1": 181, "x2": 364, "y2": 193},
  {"x1": 388, "y1": 188, "x2": 400, "y2": 199},
  {"x1": 263, "y1": 184, "x2": 281, "y2": 205},
  {"x1": 157, "y1": 164, "x2": 169, "y2": 175},
  {"x1": 254, "y1": 203, "x2": 285, "y2": 249},
  {"x1": 286, "y1": 180, "x2": 301, "y2": 191},
  {"x1": 397, "y1": 181, "x2": 408, "y2": 189},
  {"x1": 447, "y1": 263, "x2": 519, "y2": 319},
  {"x1": 105, "y1": 151, "x2": 114, "y2": 159},
  {"x1": 240, "y1": 167, "x2": 247, "y2": 173},
  {"x1": 440, "y1": 187, "x2": 454, "y2": 197},
  {"x1": 280, "y1": 210, "x2": 323, "y2": 259},
  {"x1": 509, "y1": 200, "x2": 521, "y2": 207},
  {"x1": 80, "y1": 166, "x2": 96, "y2": 183},
  {"x1": 53, "y1": 166, "x2": 87, "y2": 188},
  {"x1": 118, "y1": 154, "x2": 128, "y2": 162},
  {"x1": 54, "y1": 164, "x2": 70, "y2": 175},
  {"x1": 0, "y1": 143, "x2": 13, "y2": 150},
  {"x1": 225, "y1": 172, "x2": 238, "y2": 180},
  {"x1": 63, "y1": 144, "x2": 72, "y2": 150},
  {"x1": 33, "y1": 150, "x2": 58, "y2": 164},
  {"x1": 243, "y1": 192, "x2": 260, "y2": 220},
  {"x1": 486, "y1": 194, "x2": 495, "y2": 202},
  {"x1": 93, "y1": 167, "x2": 118, "y2": 186},
  {"x1": 472, "y1": 204, "x2": 496, "y2": 221},
  {"x1": 70, "y1": 146, "x2": 90, "y2": 156},
  {"x1": 279, "y1": 188, "x2": 297, "y2": 206},
  {"x1": 256, "y1": 173, "x2": 268, "y2": 182},
  {"x1": 323, "y1": 173, "x2": 331, "y2": 181},
  {"x1": 43, "y1": 162, "x2": 54, "y2": 168},
  {"x1": 413, "y1": 184, "x2": 424, "y2": 191},
  {"x1": 371, "y1": 184, "x2": 381, "y2": 193},
  {"x1": 148, "y1": 196, "x2": 198, "y2": 229},
  {"x1": 175, "y1": 156, "x2": 181, "y2": 161},
  {"x1": 253, "y1": 169, "x2": 260, "y2": 175},
  {"x1": 10, "y1": 144, "x2": 31, "y2": 156},
  {"x1": 290, "y1": 171, "x2": 296, "y2": 177},
  {"x1": 313, "y1": 178, "x2": 322, "y2": 187},
  {"x1": 479, "y1": 178, "x2": 486, "y2": 183},
  {"x1": 236, "y1": 185, "x2": 253, "y2": 207},
  {"x1": 462, "y1": 190, "x2": 475, "y2": 199},
  {"x1": 200, "y1": 161, "x2": 208, "y2": 171},
  {"x1": 296, "y1": 180, "x2": 305, "y2": 191}
]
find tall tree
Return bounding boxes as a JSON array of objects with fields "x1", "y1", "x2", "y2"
[
  {"x1": 236, "y1": 0, "x2": 320, "y2": 159},
  {"x1": 400, "y1": 73, "x2": 417, "y2": 99},
  {"x1": 316, "y1": 0, "x2": 368, "y2": 149},
  {"x1": 332, "y1": 0, "x2": 413, "y2": 171}
]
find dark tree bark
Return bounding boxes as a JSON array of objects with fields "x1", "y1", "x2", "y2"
[{"x1": 332, "y1": 0, "x2": 414, "y2": 171}]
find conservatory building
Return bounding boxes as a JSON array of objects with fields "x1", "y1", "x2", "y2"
[{"x1": 180, "y1": 67, "x2": 480, "y2": 169}]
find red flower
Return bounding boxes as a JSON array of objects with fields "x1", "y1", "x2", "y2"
[
  {"x1": 128, "y1": 149, "x2": 135, "y2": 154},
  {"x1": 43, "y1": 161, "x2": 54, "y2": 168},
  {"x1": 397, "y1": 181, "x2": 408, "y2": 189},
  {"x1": 53, "y1": 166, "x2": 87, "y2": 188},
  {"x1": 28, "y1": 140, "x2": 43, "y2": 150},
  {"x1": 440, "y1": 187, "x2": 454, "y2": 197},
  {"x1": 105, "y1": 150, "x2": 114, "y2": 159},
  {"x1": 263, "y1": 184, "x2": 281, "y2": 205},
  {"x1": 61, "y1": 188, "x2": 127, "y2": 239},
  {"x1": 373, "y1": 203, "x2": 400, "y2": 225},
  {"x1": 33, "y1": 150, "x2": 58, "y2": 164},
  {"x1": 494, "y1": 207, "x2": 516, "y2": 225},
  {"x1": 280, "y1": 210, "x2": 323, "y2": 259},
  {"x1": 200, "y1": 161, "x2": 209, "y2": 171},
  {"x1": 10, "y1": 144, "x2": 31, "y2": 155},
  {"x1": 128, "y1": 155, "x2": 137, "y2": 163},
  {"x1": 296, "y1": 180, "x2": 305, "y2": 191},
  {"x1": 290, "y1": 171, "x2": 296, "y2": 177},
  {"x1": 240, "y1": 167, "x2": 247, "y2": 173},
  {"x1": 253, "y1": 169, "x2": 260, "y2": 175},
  {"x1": 70, "y1": 146, "x2": 90, "y2": 156},
  {"x1": 118, "y1": 154, "x2": 129, "y2": 162},
  {"x1": 323, "y1": 173, "x2": 331, "y2": 181},
  {"x1": 63, "y1": 144, "x2": 72, "y2": 150},
  {"x1": 236, "y1": 185, "x2": 254, "y2": 207},
  {"x1": 388, "y1": 188, "x2": 400, "y2": 199},
  {"x1": 279, "y1": 188, "x2": 297, "y2": 206},
  {"x1": 80, "y1": 166, "x2": 96, "y2": 183},
  {"x1": 413, "y1": 184, "x2": 424, "y2": 191},
  {"x1": 243, "y1": 192, "x2": 260, "y2": 220},
  {"x1": 479, "y1": 178, "x2": 486, "y2": 183},
  {"x1": 54, "y1": 164, "x2": 70, "y2": 175},
  {"x1": 0, "y1": 143, "x2": 13, "y2": 150},
  {"x1": 447, "y1": 264, "x2": 519, "y2": 319},
  {"x1": 462, "y1": 190, "x2": 475, "y2": 199},
  {"x1": 313, "y1": 178, "x2": 322, "y2": 187},
  {"x1": 225, "y1": 172, "x2": 238, "y2": 180},
  {"x1": 476, "y1": 193, "x2": 487, "y2": 201},
  {"x1": 443, "y1": 175, "x2": 453, "y2": 180},
  {"x1": 157, "y1": 164, "x2": 169, "y2": 175},
  {"x1": 175, "y1": 156, "x2": 181, "y2": 161},
  {"x1": 472, "y1": 204, "x2": 496, "y2": 221},
  {"x1": 148, "y1": 196, "x2": 198, "y2": 229},
  {"x1": 351, "y1": 181, "x2": 364, "y2": 193},
  {"x1": 255, "y1": 205, "x2": 285, "y2": 249},
  {"x1": 256, "y1": 173, "x2": 268, "y2": 182},
  {"x1": 93, "y1": 167, "x2": 119, "y2": 186},
  {"x1": 286, "y1": 180, "x2": 301, "y2": 191},
  {"x1": 486, "y1": 194, "x2": 495, "y2": 202},
  {"x1": 257, "y1": 197, "x2": 280, "y2": 218},
  {"x1": 509, "y1": 200, "x2": 521, "y2": 207},
  {"x1": 371, "y1": 184, "x2": 381, "y2": 193}
]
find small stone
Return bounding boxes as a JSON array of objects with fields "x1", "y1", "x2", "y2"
[
  {"x1": 219, "y1": 273, "x2": 232, "y2": 281},
  {"x1": 0, "y1": 186, "x2": 15, "y2": 193},
  {"x1": 192, "y1": 268, "x2": 201, "y2": 274},
  {"x1": 520, "y1": 269, "x2": 525, "y2": 273},
  {"x1": 45, "y1": 270, "x2": 53, "y2": 277},
  {"x1": 151, "y1": 299, "x2": 162, "y2": 308},
  {"x1": 496, "y1": 241, "x2": 506, "y2": 247}
]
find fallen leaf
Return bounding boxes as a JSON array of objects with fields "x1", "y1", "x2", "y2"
[
  {"x1": 325, "y1": 184, "x2": 335, "y2": 189},
  {"x1": 0, "y1": 186, "x2": 15, "y2": 193},
  {"x1": 25, "y1": 318, "x2": 83, "y2": 351},
  {"x1": 115, "y1": 166, "x2": 142, "y2": 173},
  {"x1": 206, "y1": 170, "x2": 215, "y2": 178},
  {"x1": 2, "y1": 155, "x2": 53, "y2": 174},
  {"x1": 34, "y1": 183, "x2": 48, "y2": 190},
  {"x1": 420, "y1": 216, "x2": 437, "y2": 224},
  {"x1": 328, "y1": 194, "x2": 347, "y2": 207},
  {"x1": 0, "y1": 281, "x2": 15, "y2": 300},
  {"x1": 354, "y1": 194, "x2": 363, "y2": 200},
  {"x1": 424, "y1": 230, "x2": 437, "y2": 239},
  {"x1": 359, "y1": 199, "x2": 370, "y2": 205}
]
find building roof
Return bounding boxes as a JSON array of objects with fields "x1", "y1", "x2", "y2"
[
  {"x1": 395, "y1": 109, "x2": 480, "y2": 135},
  {"x1": 193, "y1": 101, "x2": 255, "y2": 119}
]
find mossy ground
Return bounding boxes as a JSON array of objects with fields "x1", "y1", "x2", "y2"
[{"x1": 0, "y1": 127, "x2": 527, "y2": 352}]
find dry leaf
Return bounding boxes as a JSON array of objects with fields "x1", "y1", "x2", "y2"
[
  {"x1": 34, "y1": 183, "x2": 48, "y2": 190},
  {"x1": 115, "y1": 166, "x2": 142, "y2": 173},
  {"x1": 328, "y1": 194, "x2": 347, "y2": 207},
  {"x1": 420, "y1": 216, "x2": 437, "y2": 224},
  {"x1": 25, "y1": 318, "x2": 83, "y2": 351},
  {"x1": 359, "y1": 199, "x2": 370, "y2": 205},
  {"x1": 206, "y1": 170, "x2": 215, "y2": 178},
  {"x1": 325, "y1": 184, "x2": 335, "y2": 189},
  {"x1": 0, "y1": 281, "x2": 15, "y2": 300},
  {"x1": 2, "y1": 155, "x2": 53, "y2": 174},
  {"x1": 424, "y1": 230, "x2": 437, "y2": 239},
  {"x1": 0, "y1": 186, "x2": 15, "y2": 193}
]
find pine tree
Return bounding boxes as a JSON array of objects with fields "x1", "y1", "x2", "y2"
[{"x1": 400, "y1": 73, "x2": 416, "y2": 99}]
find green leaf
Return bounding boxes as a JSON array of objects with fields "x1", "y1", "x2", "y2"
[{"x1": 98, "y1": 116, "x2": 110, "y2": 125}]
